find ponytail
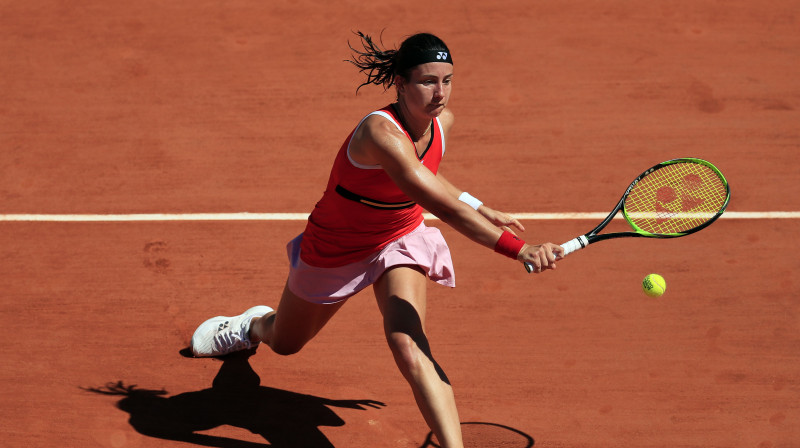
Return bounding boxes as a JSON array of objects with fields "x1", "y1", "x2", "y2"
[{"x1": 347, "y1": 31, "x2": 398, "y2": 92}]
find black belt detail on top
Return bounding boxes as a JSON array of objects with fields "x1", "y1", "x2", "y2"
[{"x1": 335, "y1": 185, "x2": 417, "y2": 210}]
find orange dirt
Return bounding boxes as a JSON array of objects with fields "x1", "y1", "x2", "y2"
[{"x1": 2, "y1": 1, "x2": 798, "y2": 447}]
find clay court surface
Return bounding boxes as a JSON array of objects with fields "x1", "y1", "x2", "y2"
[{"x1": 2, "y1": 1, "x2": 799, "y2": 447}]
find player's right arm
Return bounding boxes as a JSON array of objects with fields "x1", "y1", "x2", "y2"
[{"x1": 349, "y1": 115, "x2": 561, "y2": 271}]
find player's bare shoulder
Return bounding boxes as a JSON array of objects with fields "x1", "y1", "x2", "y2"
[
  {"x1": 438, "y1": 107, "x2": 455, "y2": 135},
  {"x1": 350, "y1": 113, "x2": 408, "y2": 166},
  {"x1": 365, "y1": 113, "x2": 406, "y2": 141}
]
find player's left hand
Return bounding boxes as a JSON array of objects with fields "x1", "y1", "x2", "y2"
[{"x1": 477, "y1": 206, "x2": 526, "y2": 234}]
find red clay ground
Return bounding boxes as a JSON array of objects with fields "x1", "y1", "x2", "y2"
[{"x1": 2, "y1": 1, "x2": 799, "y2": 447}]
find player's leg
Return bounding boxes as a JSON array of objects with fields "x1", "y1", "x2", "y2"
[
  {"x1": 373, "y1": 266, "x2": 463, "y2": 448},
  {"x1": 190, "y1": 282, "x2": 343, "y2": 357},
  {"x1": 249, "y1": 282, "x2": 345, "y2": 356}
]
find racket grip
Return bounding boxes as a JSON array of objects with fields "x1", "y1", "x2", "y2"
[
  {"x1": 523, "y1": 236, "x2": 587, "y2": 273},
  {"x1": 560, "y1": 237, "x2": 587, "y2": 257}
]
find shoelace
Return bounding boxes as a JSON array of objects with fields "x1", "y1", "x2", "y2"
[{"x1": 213, "y1": 320, "x2": 251, "y2": 352}]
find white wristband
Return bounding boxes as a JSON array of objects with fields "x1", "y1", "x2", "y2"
[{"x1": 458, "y1": 192, "x2": 483, "y2": 210}]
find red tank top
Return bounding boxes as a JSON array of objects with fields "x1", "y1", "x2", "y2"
[{"x1": 300, "y1": 104, "x2": 445, "y2": 267}]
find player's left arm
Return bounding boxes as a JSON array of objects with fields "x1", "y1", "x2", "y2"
[
  {"x1": 436, "y1": 171, "x2": 526, "y2": 234},
  {"x1": 435, "y1": 109, "x2": 526, "y2": 233}
]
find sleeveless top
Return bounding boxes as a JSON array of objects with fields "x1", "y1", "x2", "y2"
[{"x1": 299, "y1": 104, "x2": 446, "y2": 267}]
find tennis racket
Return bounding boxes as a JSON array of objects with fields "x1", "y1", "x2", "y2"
[{"x1": 525, "y1": 158, "x2": 730, "y2": 273}]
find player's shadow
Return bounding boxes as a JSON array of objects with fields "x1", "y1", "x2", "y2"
[{"x1": 84, "y1": 348, "x2": 384, "y2": 447}]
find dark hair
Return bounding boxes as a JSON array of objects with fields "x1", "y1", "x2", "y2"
[{"x1": 347, "y1": 31, "x2": 452, "y2": 92}]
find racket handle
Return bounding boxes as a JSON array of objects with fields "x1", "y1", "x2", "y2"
[
  {"x1": 560, "y1": 236, "x2": 588, "y2": 257},
  {"x1": 524, "y1": 236, "x2": 587, "y2": 273}
]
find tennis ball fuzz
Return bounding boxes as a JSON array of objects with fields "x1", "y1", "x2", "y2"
[{"x1": 642, "y1": 273, "x2": 666, "y2": 297}]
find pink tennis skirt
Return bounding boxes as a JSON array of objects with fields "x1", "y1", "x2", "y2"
[{"x1": 286, "y1": 222, "x2": 456, "y2": 304}]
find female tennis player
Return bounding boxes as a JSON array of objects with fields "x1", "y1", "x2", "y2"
[{"x1": 191, "y1": 31, "x2": 563, "y2": 447}]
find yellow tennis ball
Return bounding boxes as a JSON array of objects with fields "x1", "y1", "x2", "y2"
[{"x1": 642, "y1": 273, "x2": 666, "y2": 297}]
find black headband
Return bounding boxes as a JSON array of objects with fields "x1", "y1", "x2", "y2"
[{"x1": 395, "y1": 50, "x2": 453, "y2": 74}]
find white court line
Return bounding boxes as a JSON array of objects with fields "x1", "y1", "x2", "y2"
[{"x1": 0, "y1": 211, "x2": 798, "y2": 222}]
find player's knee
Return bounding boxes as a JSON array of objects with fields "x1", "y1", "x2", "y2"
[
  {"x1": 268, "y1": 339, "x2": 304, "y2": 356},
  {"x1": 386, "y1": 332, "x2": 426, "y2": 375}
]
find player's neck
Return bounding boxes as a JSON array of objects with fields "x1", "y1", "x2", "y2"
[{"x1": 393, "y1": 101, "x2": 431, "y2": 142}]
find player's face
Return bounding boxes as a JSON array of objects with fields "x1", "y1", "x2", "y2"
[{"x1": 397, "y1": 62, "x2": 453, "y2": 118}]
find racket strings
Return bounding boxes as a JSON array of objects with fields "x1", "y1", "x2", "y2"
[{"x1": 624, "y1": 162, "x2": 728, "y2": 234}]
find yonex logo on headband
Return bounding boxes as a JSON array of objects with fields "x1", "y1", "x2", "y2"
[{"x1": 396, "y1": 49, "x2": 454, "y2": 73}]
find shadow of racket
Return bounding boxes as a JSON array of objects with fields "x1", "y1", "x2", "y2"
[{"x1": 420, "y1": 421, "x2": 534, "y2": 447}]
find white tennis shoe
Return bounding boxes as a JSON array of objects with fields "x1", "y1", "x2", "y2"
[{"x1": 191, "y1": 305, "x2": 273, "y2": 357}]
